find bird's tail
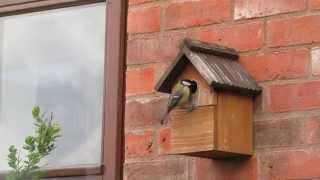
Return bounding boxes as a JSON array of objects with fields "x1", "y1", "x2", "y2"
[{"x1": 160, "y1": 107, "x2": 173, "y2": 125}]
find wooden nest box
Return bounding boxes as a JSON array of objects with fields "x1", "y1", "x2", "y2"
[{"x1": 155, "y1": 39, "x2": 262, "y2": 159}]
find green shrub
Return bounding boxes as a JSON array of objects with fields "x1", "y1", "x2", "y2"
[{"x1": 6, "y1": 106, "x2": 61, "y2": 180}]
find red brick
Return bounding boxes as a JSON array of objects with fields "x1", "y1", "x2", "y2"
[
  {"x1": 234, "y1": 0, "x2": 306, "y2": 19},
  {"x1": 269, "y1": 81, "x2": 320, "y2": 112},
  {"x1": 127, "y1": 38, "x2": 161, "y2": 65},
  {"x1": 304, "y1": 116, "x2": 320, "y2": 144},
  {"x1": 125, "y1": 96, "x2": 167, "y2": 128},
  {"x1": 164, "y1": 0, "x2": 231, "y2": 30},
  {"x1": 195, "y1": 157, "x2": 258, "y2": 180},
  {"x1": 255, "y1": 119, "x2": 305, "y2": 148},
  {"x1": 125, "y1": 130, "x2": 154, "y2": 158},
  {"x1": 256, "y1": 117, "x2": 320, "y2": 148},
  {"x1": 154, "y1": 62, "x2": 171, "y2": 82},
  {"x1": 310, "y1": 0, "x2": 320, "y2": 10},
  {"x1": 126, "y1": 67, "x2": 155, "y2": 96},
  {"x1": 192, "y1": 22, "x2": 264, "y2": 52},
  {"x1": 259, "y1": 149, "x2": 320, "y2": 179},
  {"x1": 240, "y1": 49, "x2": 309, "y2": 82},
  {"x1": 129, "y1": 0, "x2": 153, "y2": 5},
  {"x1": 124, "y1": 159, "x2": 189, "y2": 180},
  {"x1": 127, "y1": 6, "x2": 161, "y2": 34},
  {"x1": 158, "y1": 128, "x2": 171, "y2": 154},
  {"x1": 127, "y1": 32, "x2": 186, "y2": 65},
  {"x1": 267, "y1": 15, "x2": 320, "y2": 47}
]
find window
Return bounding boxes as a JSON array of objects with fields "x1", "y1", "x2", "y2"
[
  {"x1": 0, "y1": 3, "x2": 105, "y2": 171},
  {"x1": 0, "y1": 0, "x2": 126, "y2": 179}
]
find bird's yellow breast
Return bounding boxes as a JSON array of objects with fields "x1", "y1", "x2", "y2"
[{"x1": 171, "y1": 83, "x2": 191, "y2": 107}]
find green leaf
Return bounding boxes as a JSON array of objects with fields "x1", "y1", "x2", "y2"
[
  {"x1": 25, "y1": 136, "x2": 34, "y2": 145},
  {"x1": 32, "y1": 106, "x2": 40, "y2": 118},
  {"x1": 9, "y1": 146, "x2": 17, "y2": 153}
]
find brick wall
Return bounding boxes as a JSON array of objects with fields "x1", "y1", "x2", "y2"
[{"x1": 124, "y1": 0, "x2": 320, "y2": 179}]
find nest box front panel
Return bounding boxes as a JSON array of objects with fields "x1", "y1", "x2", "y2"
[{"x1": 170, "y1": 106, "x2": 215, "y2": 154}]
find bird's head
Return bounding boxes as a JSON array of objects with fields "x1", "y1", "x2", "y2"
[{"x1": 181, "y1": 79, "x2": 198, "y2": 93}]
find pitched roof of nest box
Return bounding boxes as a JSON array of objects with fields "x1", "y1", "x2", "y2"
[{"x1": 155, "y1": 38, "x2": 262, "y2": 96}]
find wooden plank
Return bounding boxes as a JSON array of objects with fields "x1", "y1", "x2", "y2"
[
  {"x1": 44, "y1": 166, "x2": 103, "y2": 178},
  {"x1": 0, "y1": 0, "x2": 104, "y2": 16},
  {"x1": 184, "y1": 38, "x2": 239, "y2": 60},
  {"x1": 103, "y1": 0, "x2": 127, "y2": 180},
  {"x1": 0, "y1": 166, "x2": 103, "y2": 180},
  {"x1": 170, "y1": 106, "x2": 215, "y2": 154},
  {"x1": 155, "y1": 52, "x2": 188, "y2": 94},
  {"x1": 216, "y1": 91, "x2": 253, "y2": 155},
  {"x1": 185, "y1": 150, "x2": 248, "y2": 159},
  {"x1": 175, "y1": 63, "x2": 217, "y2": 107}
]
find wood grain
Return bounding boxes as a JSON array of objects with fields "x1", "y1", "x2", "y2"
[
  {"x1": 170, "y1": 106, "x2": 215, "y2": 154},
  {"x1": 167, "y1": 90, "x2": 254, "y2": 158},
  {"x1": 216, "y1": 91, "x2": 253, "y2": 155}
]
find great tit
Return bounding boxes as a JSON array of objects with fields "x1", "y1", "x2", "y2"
[{"x1": 161, "y1": 79, "x2": 198, "y2": 124}]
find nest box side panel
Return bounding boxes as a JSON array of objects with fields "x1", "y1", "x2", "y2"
[
  {"x1": 175, "y1": 63, "x2": 217, "y2": 106},
  {"x1": 216, "y1": 91, "x2": 253, "y2": 155},
  {"x1": 170, "y1": 106, "x2": 215, "y2": 154}
]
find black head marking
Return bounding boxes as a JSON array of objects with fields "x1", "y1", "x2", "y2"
[{"x1": 181, "y1": 79, "x2": 197, "y2": 93}]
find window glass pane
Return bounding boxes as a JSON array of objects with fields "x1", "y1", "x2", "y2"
[{"x1": 0, "y1": 3, "x2": 105, "y2": 170}]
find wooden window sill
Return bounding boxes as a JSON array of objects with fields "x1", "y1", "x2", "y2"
[{"x1": 0, "y1": 165, "x2": 103, "y2": 178}]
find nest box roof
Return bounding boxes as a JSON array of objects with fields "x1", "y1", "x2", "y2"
[{"x1": 155, "y1": 38, "x2": 262, "y2": 95}]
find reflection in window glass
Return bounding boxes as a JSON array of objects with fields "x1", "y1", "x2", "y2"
[{"x1": 0, "y1": 3, "x2": 105, "y2": 170}]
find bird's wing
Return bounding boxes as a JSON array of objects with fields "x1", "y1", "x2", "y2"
[{"x1": 167, "y1": 87, "x2": 184, "y2": 113}]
